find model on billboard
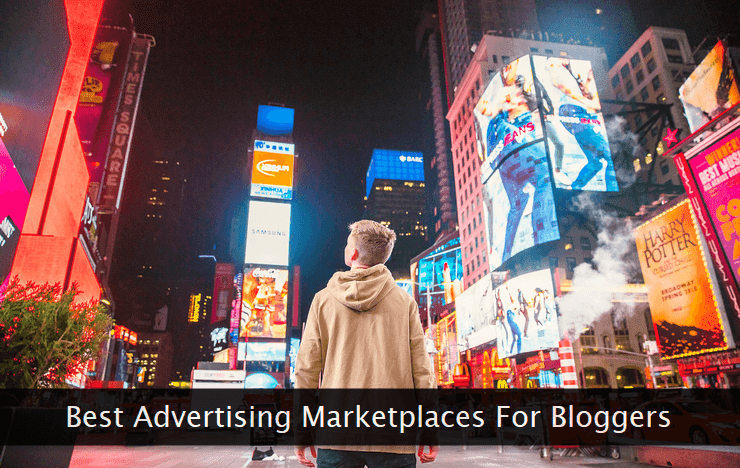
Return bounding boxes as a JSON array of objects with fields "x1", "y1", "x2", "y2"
[
  {"x1": 294, "y1": 220, "x2": 438, "y2": 466},
  {"x1": 494, "y1": 270, "x2": 560, "y2": 359},
  {"x1": 475, "y1": 57, "x2": 555, "y2": 267},
  {"x1": 534, "y1": 57, "x2": 618, "y2": 192},
  {"x1": 240, "y1": 268, "x2": 288, "y2": 339}
]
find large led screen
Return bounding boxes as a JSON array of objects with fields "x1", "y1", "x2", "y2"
[
  {"x1": 241, "y1": 267, "x2": 288, "y2": 339},
  {"x1": 240, "y1": 342, "x2": 287, "y2": 361},
  {"x1": 0, "y1": 138, "x2": 30, "y2": 285},
  {"x1": 494, "y1": 269, "x2": 559, "y2": 359},
  {"x1": 456, "y1": 275, "x2": 496, "y2": 352},
  {"x1": 245, "y1": 200, "x2": 290, "y2": 266},
  {"x1": 250, "y1": 140, "x2": 295, "y2": 200},
  {"x1": 531, "y1": 56, "x2": 618, "y2": 192},
  {"x1": 680, "y1": 41, "x2": 740, "y2": 133},
  {"x1": 686, "y1": 126, "x2": 740, "y2": 291},
  {"x1": 416, "y1": 236, "x2": 462, "y2": 319},
  {"x1": 634, "y1": 200, "x2": 729, "y2": 359},
  {"x1": 474, "y1": 56, "x2": 559, "y2": 270},
  {"x1": 365, "y1": 149, "x2": 424, "y2": 197},
  {"x1": 435, "y1": 312, "x2": 459, "y2": 386},
  {"x1": 256, "y1": 105, "x2": 294, "y2": 136}
]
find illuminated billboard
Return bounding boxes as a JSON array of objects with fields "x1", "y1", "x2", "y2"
[
  {"x1": 240, "y1": 267, "x2": 288, "y2": 339},
  {"x1": 289, "y1": 337, "x2": 300, "y2": 386},
  {"x1": 239, "y1": 342, "x2": 287, "y2": 361},
  {"x1": 680, "y1": 40, "x2": 740, "y2": 133},
  {"x1": 75, "y1": 25, "x2": 133, "y2": 186},
  {"x1": 531, "y1": 56, "x2": 618, "y2": 191},
  {"x1": 244, "y1": 200, "x2": 291, "y2": 266},
  {"x1": 188, "y1": 293, "x2": 204, "y2": 323},
  {"x1": 634, "y1": 200, "x2": 730, "y2": 359},
  {"x1": 456, "y1": 275, "x2": 496, "y2": 352},
  {"x1": 415, "y1": 236, "x2": 462, "y2": 319},
  {"x1": 211, "y1": 263, "x2": 235, "y2": 324},
  {"x1": 685, "y1": 126, "x2": 740, "y2": 291},
  {"x1": 493, "y1": 269, "x2": 559, "y2": 359},
  {"x1": 0, "y1": 138, "x2": 30, "y2": 285},
  {"x1": 474, "y1": 56, "x2": 559, "y2": 270},
  {"x1": 256, "y1": 105, "x2": 294, "y2": 136},
  {"x1": 365, "y1": 149, "x2": 424, "y2": 197},
  {"x1": 435, "y1": 312, "x2": 459, "y2": 385},
  {"x1": 250, "y1": 140, "x2": 295, "y2": 200}
]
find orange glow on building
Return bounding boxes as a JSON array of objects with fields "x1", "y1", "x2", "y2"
[{"x1": 10, "y1": 0, "x2": 105, "y2": 304}]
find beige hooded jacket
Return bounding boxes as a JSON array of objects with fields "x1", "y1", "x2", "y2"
[{"x1": 294, "y1": 264, "x2": 436, "y2": 452}]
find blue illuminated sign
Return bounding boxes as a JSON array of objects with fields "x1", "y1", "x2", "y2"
[
  {"x1": 365, "y1": 149, "x2": 424, "y2": 197},
  {"x1": 256, "y1": 105, "x2": 295, "y2": 136}
]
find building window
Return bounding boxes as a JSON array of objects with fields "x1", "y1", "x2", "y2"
[
  {"x1": 530, "y1": 47, "x2": 538, "y2": 52},
  {"x1": 620, "y1": 64, "x2": 630, "y2": 78},
  {"x1": 646, "y1": 59, "x2": 656, "y2": 73},
  {"x1": 633, "y1": 158, "x2": 641, "y2": 172},
  {"x1": 651, "y1": 75, "x2": 661, "y2": 92},
  {"x1": 580, "y1": 327, "x2": 597, "y2": 354},
  {"x1": 502, "y1": 56, "x2": 510, "y2": 65},
  {"x1": 566, "y1": 257, "x2": 577, "y2": 272},
  {"x1": 625, "y1": 80, "x2": 634, "y2": 94},
  {"x1": 584, "y1": 367, "x2": 609, "y2": 388},
  {"x1": 613, "y1": 313, "x2": 632, "y2": 351},
  {"x1": 640, "y1": 87, "x2": 649, "y2": 102},
  {"x1": 616, "y1": 91, "x2": 624, "y2": 101},
  {"x1": 545, "y1": 49, "x2": 553, "y2": 55},
  {"x1": 660, "y1": 160, "x2": 670, "y2": 175},
  {"x1": 635, "y1": 69, "x2": 644, "y2": 84},
  {"x1": 656, "y1": 93, "x2": 665, "y2": 102},
  {"x1": 616, "y1": 367, "x2": 645, "y2": 388},
  {"x1": 580, "y1": 236, "x2": 591, "y2": 250},
  {"x1": 630, "y1": 53, "x2": 640, "y2": 69},
  {"x1": 549, "y1": 257, "x2": 559, "y2": 270},
  {"x1": 611, "y1": 75, "x2": 620, "y2": 89},
  {"x1": 667, "y1": 54, "x2": 683, "y2": 64},
  {"x1": 641, "y1": 41, "x2": 652, "y2": 57},
  {"x1": 635, "y1": 114, "x2": 643, "y2": 128},
  {"x1": 492, "y1": 55, "x2": 498, "y2": 63},
  {"x1": 563, "y1": 236, "x2": 573, "y2": 250},
  {"x1": 661, "y1": 37, "x2": 681, "y2": 51}
]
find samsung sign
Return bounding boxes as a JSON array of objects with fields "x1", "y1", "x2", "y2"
[
  {"x1": 245, "y1": 200, "x2": 291, "y2": 266},
  {"x1": 366, "y1": 149, "x2": 424, "y2": 197}
]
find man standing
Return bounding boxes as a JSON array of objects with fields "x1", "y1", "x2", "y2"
[{"x1": 294, "y1": 220, "x2": 439, "y2": 467}]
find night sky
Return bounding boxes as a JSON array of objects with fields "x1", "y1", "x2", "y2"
[{"x1": 121, "y1": 0, "x2": 430, "y2": 312}]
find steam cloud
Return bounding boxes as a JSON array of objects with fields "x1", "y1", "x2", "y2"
[
  {"x1": 605, "y1": 115, "x2": 645, "y2": 189},
  {"x1": 557, "y1": 194, "x2": 641, "y2": 339}
]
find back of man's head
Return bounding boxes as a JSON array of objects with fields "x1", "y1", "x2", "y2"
[{"x1": 348, "y1": 220, "x2": 396, "y2": 266}]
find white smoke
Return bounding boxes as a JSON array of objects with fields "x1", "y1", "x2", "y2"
[
  {"x1": 605, "y1": 115, "x2": 644, "y2": 189},
  {"x1": 557, "y1": 193, "x2": 640, "y2": 339}
]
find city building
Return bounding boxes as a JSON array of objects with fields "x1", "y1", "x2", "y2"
[
  {"x1": 363, "y1": 149, "x2": 428, "y2": 278},
  {"x1": 108, "y1": 114, "x2": 187, "y2": 332},
  {"x1": 416, "y1": 5, "x2": 458, "y2": 240},
  {"x1": 609, "y1": 26, "x2": 696, "y2": 186},
  {"x1": 438, "y1": 0, "x2": 540, "y2": 104},
  {"x1": 447, "y1": 33, "x2": 613, "y2": 288},
  {"x1": 136, "y1": 332, "x2": 174, "y2": 388}
]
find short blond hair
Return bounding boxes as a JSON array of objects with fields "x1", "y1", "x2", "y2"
[{"x1": 349, "y1": 220, "x2": 396, "y2": 266}]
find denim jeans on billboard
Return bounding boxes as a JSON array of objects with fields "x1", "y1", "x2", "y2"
[{"x1": 316, "y1": 449, "x2": 416, "y2": 468}]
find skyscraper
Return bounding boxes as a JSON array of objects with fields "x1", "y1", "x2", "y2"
[
  {"x1": 363, "y1": 149, "x2": 428, "y2": 278},
  {"x1": 438, "y1": 0, "x2": 540, "y2": 105},
  {"x1": 416, "y1": 5, "x2": 458, "y2": 240}
]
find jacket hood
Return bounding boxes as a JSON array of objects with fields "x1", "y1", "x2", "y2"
[{"x1": 327, "y1": 264, "x2": 397, "y2": 312}]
